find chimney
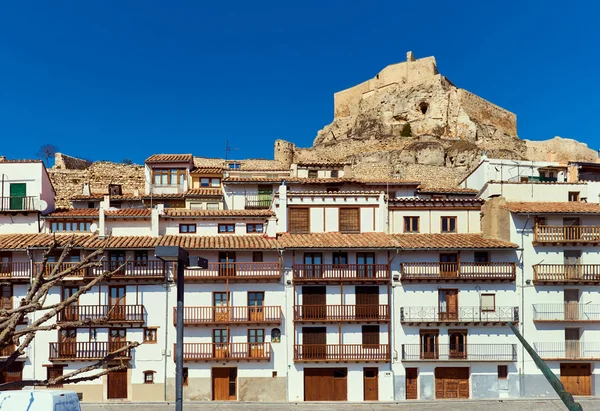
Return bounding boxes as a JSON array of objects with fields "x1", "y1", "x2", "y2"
[
  {"x1": 98, "y1": 205, "x2": 106, "y2": 238},
  {"x1": 0, "y1": 156, "x2": 6, "y2": 162},
  {"x1": 82, "y1": 182, "x2": 91, "y2": 196},
  {"x1": 133, "y1": 189, "x2": 140, "y2": 197},
  {"x1": 151, "y1": 204, "x2": 165, "y2": 237},
  {"x1": 406, "y1": 51, "x2": 415, "y2": 62},
  {"x1": 276, "y1": 183, "x2": 287, "y2": 234}
]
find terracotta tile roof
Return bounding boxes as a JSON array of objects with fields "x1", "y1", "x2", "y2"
[
  {"x1": 71, "y1": 193, "x2": 142, "y2": 201},
  {"x1": 223, "y1": 177, "x2": 285, "y2": 183},
  {"x1": 141, "y1": 193, "x2": 186, "y2": 200},
  {"x1": 389, "y1": 198, "x2": 484, "y2": 208},
  {"x1": 417, "y1": 186, "x2": 479, "y2": 194},
  {"x1": 159, "y1": 235, "x2": 278, "y2": 250},
  {"x1": 105, "y1": 209, "x2": 152, "y2": 218},
  {"x1": 184, "y1": 188, "x2": 223, "y2": 197},
  {"x1": 392, "y1": 234, "x2": 518, "y2": 250},
  {"x1": 296, "y1": 161, "x2": 349, "y2": 168},
  {"x1": 223, "y1": 177, "x2": 419, "y2": 185},
  {"x1": 287, "y1": 191, "x2": 382, "y2": 196},
  {"x1": 43, "y1": 209, "x2": 100, "y2": 218},
  {"x1": 487, "y1": 180, "x2": 585, "y2": 185},
  {"x1": 0, "y1": 159, "x2": 44, "y2": 164},
  {"x1": 503, "y1": 202, "x2": 600, "y2": 214},
  {"x1": 358, "y1": 179, "x2": 420, "y2": 186},
  {"x1": 163, "y1": 209, "x2": 274, "y2": 218},
  {"x1": 277, "y1": 232, "x2": 396, "y2": 249},
  {"x1": 190, "y1": 167, "x2": 223, "y2": 174},
  {"x1": 145, "y1": 154, "x2": 193, "y2": 163},
  {"x1": 0, "y1": 234, "x2": 96, "y2": 250}
]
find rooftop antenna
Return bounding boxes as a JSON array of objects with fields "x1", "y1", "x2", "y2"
[{"x1": 225, "y1": 139, "x2": 239, "y2": 161}]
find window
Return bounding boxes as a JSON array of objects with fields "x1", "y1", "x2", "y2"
[
  {"x1": 143, "y1": 328, "x2": 157, "y2": 343},
  {"x1": 213, "y1": 329, "x2": 228, "y2": 344},
  {"x1": 248, "y1": 292, "x2": 264, "y2": 308},
  {"x1": 246, "y1": 223, "x2": 264, "y2": 233},
  {"x1": 47, "y1": 365, "x2": 64, "y2": 388},
  {"x1": 362, "y1": 325, "x2": 380, "y2": 347},
  {"x1": 200, "y1": 177, "x2": 220, "y2": 187},
  {"x1": 153, "y1": 169, "x2": 186, "y2": 186},
  {"x1": 404, "y1": 216, "x2": 419, "y2": 233},
  {"x1": 449, "y1": 330, "x2": 467, "y2": 359},
  {"x1": 498, "y1": 365, "x2": 508, "y2": 380},
  {"x1": 0, "y1": 285, "x2": 12, "y2": 311},
  {"x1": 179, "y1": 223, "x2": 197, "y2": 234},
  {"x1": 339, "y1": 208, "x2": 360, "y2": 233},
  {"x1": 200, "y1": 177, "x2": 210, "y2": 187},
  {"x1": 228, "y1": 163, "x2": 240, "y2": 170},
  {"x1": 211, "y1": 178, "x2": 221, "y2": 187},
  {"x1": 568, "y1": 192, "x2": 580, "y2": 202},
  {"x1": 474, "y1": 252, "x2": 489, "y2": 263},
  {"x1": 248, "y1": 329, "x2": 265, "y2": 343},
  {"x1": 289, "y1": 208, "x2": 310, "y2": 234},
  {"x1": 134, "y1": 251, "x2": 148, "y2": 266},
  {"x1": 252, "y1": 252, "x2": 263, "y2": 262},
  {"x1": 308, "y1": 170, "x2": 318, "y2": 178},
  {"x1": 441, "y1": 216, "x2": 457, "y2": 233},
  {"x1": 330, "y1": 170, "x2": 339, "y2": 178},
  {"x1": 206, "y1": 203, "x2": 220, "y2": 210},
  {"x1": 87, "y1": 202, "x2": 95, "y2": 209},
  {"x1": 51, "y1": 221, "x2": 91, "y2": 233},
  {"x1": 481, "y1": 294, "x2": 496, "y2": 312},
  {"x1": 183, "y1": 367, "x2": 189, "y2": 386},
  {"x1": 144, "y1": 370, "x2": 155, "y2": 384},
  {"x1": 333, "y1": 252, "x2": 348, "y2": 265},
  {"x1": 218, "y1": 224, "x2": 235, "y2": 234}
]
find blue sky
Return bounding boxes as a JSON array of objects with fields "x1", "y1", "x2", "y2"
[{"x1": 0, "y1": 1, "x2": 598, "y2": 164}]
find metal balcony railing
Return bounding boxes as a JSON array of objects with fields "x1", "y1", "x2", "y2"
[
  {"x1": 400, "y1": 306, "x2": 518, "y2": 324},
  {"x1": 401, "y1": 344, "x2": 517, "y2": 361},
  {"x1": 534, "y1": 342, "x2": 600, "y2": 360}
]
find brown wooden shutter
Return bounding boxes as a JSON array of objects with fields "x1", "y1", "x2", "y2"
[
  {"x1": 362, "y1": 325, "x2": 380, "y2": 346},
  {"x1": 289, "y1": 208, "x2": 309, "y2": 234},
  {"x1": 339, "y1": 208, "x2": 360, "y2": 233}
]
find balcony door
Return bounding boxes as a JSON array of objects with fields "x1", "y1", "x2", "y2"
[
  {"x1": 213, "y1": 292, "x2": 230, "y2": 322},
  {"x1": 565, "y1": 328, "x2": 580, "y2": 358},
  {"x1": 213, "y1": 329, "x2": 229, "y2": 358},
  {"x1": 449, "y1": 330, "x2": 467, "y2": 359},
  {"x1": 303, "y1": 253, "x2": 323, "y2": 278},
  {"x1": 564, "y1": 290, "x2": 580, "y2": 321},
  {"x1": 62, "y1": 286, "x2": 79, "y2": 321},
  {"x1": 357, "y1": 252, "x2": 375, "y2": 278},
  {"x1": 0, "y1": 253, "x2": 11, "y2": 274},
  {"x1": 110, "y1": 329, "x2": 127, "y2": 353},
  {"x1": 563, "y1": 218, "x2": 581, "y2": 241},
  {"x1": 420, "y1": 330, "x2": 438, "y2": 359},
  {"x1": 248, "y1": 329, "x2": 265, "y2": 358},
  {"x1": 564, "y1": 251, "x2": 582, "y2": 280},
  {"x1": 59, "y1": 328, "x2": 76, "y2": 358},
  {"x1": 134, "y1": 251, "x2": 148, "y2": 275},
  {"x1": 218, "y1": 252, "x2": 236, "y2": 277},
  {"x1": 356, "y1": 286, "x2": 379, "y2": 320},
  {"x1": 248, "y1": 292, "x2": 264, "y2": 322},
  {"x1": 109, "y1": 251, "x2": 126, "y2": 274},
  {"x1": 9, "y1": 183, "x2": 26, "y2": 211},
  {"x1": 302, "y1": 286, "x2": 326, "y2": 320},
  {"x1": 333, "y1": 252, "x2": 348, "y2": 277},
  {"x1": 302, "y1": 327, "x2": 326, "y2": 359},
  {"x1": 439, "y1": 289, "x2": 458, "y2": 321},
  {"x1": 109, "y1": 286, "x2": 126, "y2": 321},
  {"x1": 440, "y1": 254, "x2": 458, "y2": 277}
]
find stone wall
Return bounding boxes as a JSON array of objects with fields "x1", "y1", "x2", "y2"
[
  {"x1": 525, "y1": 136, "x2": 597, "y2": 162},
  {"x1": 54, "y1": 152, "x2": 93, "y2": 170}
]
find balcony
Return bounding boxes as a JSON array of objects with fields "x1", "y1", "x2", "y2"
[
  {"x1": 533, "y1": 264, "x2": 600, "y2": 284},
  {"x1": 179, "y1": 343, "x2": 271, "y2": 362},
  {"x1": 0, "y1": 196, "x2": 37, "y2": 212},
  {"x1": 401, "y1": 262, "x2": 516, "y2": 283},
  {"x1": 293, "y1": 305, "x2": 389, "y2": 323},
  {"x1": 0, "y1": 262, "x2": 30, "y2": 281},
  {"x1": 245, "y1": 196, "x2": 272, "y2": 210},
  {"x1": 174, "y1": 306, "x2": 282, "y2": 326},
  {"x1": 293, "y1": 344, "x2": 390, "y2": 362},
  {"x1": 534, "y1": 342, "x2": 600, "y2": 361},
  {"x1": 534, "y1": 225, "x2": 600, "y2": 245},
  {"x1": 0, "y1": 344, "x2": 27, "y2": 360},
  {"x1": 48, "y1": 342, "x2": 132, "y2": 361},
  {"x1": 292, "y1": 264, "x2": 389, "y2": 284},
  {"x1": 401, "y1": 344, "x2": 517, "y2": 362},
  {"x1": 533, "y1": 304, "x2": 600, "y2": 322},
  {"x1": 181, "y1": 262, "x2": 280, "y2": 282},
  {"x1": 57, "y1": 305, "x2": 145, "y2": 325},
  {"x1": 34, "y1": 260, "x2": 168, "y2": 281},
  {"x1": 400, "y1": 306, "x2": 519, "y2": 326}
]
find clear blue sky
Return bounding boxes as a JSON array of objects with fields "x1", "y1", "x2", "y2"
[{"x1": 0, "y1": 1, "x2": 598, "y2": 164}]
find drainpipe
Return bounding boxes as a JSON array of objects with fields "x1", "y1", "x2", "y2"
[
  {"x1": 520, "y1": 216, "x2": 530, "y2": 398},
  {"x1": 26, "y1": 248, "x2": 36, "y2": 383},
  {"x1": 390, "y1": 248, "x2": 400, "y2": 400},
  {"x1": 163, "y1": 269, "x2": 170, "y2": 401}
]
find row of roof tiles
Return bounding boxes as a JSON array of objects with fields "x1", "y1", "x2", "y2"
[
  {"x1": 0, "y1": 232, "x2": 517, "y2": 251},
  {"x1": 44, "y1": 208, "x2": 274, "y2": 219}
]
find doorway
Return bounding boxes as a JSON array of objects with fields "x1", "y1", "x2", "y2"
[
  {"x1": 302, "y1": 286, "x2": 326, "y2": 320},
  {"x1": 565, "y1": 328, "x2": 580, "y2": 358},
  {"x1": 440, "y1": 254, "x2": 459, "y2": 277},
  {"x1": 212, "y1": 367, "x2": 237, "y2": 400},
  {"x1": 107, "y1": 368, "x2": 128, "y2": 399},
  {"x1": 564, "y1": 290, "x2": 580, "y2": 320},
  {"x1": 356, "y1": 286, "x2": 379, "y2": 320},
  {"x1": 439, "y1": 289, "x2": 458, "y2": 320},
  {"x1": 363, "y1": 368, "x2": 378, "y2": 400},
  {"x1": 109, "y1": 286, "x2": 126, "y2": 321},
  {"x1": 560, "y1": 363, "x2": 591, "y2": 396},
  {"x1": 405, "y1": 368, "x2": 418, "y2": 399},
  {"x1": 302, "y1": 327, "x2": 326, "y2": 360}
]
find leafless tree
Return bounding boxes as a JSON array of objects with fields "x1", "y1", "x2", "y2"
[
  {"x1": 0, "y1": 237, "x2": 140, "y2": 389},
  {"x1": 37, "y1": 144, "x2": 59, "y2": 167}
]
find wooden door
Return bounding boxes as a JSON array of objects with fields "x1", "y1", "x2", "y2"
[
  {"x1": 109, "y1": 329, "x2": 127, "y2": 355},
  {"x1": 420, "y1": 331, "x2": 438, "y2": 359},
  {"x1": 356, "y1": 286, "x2": 379, "y2": 320},
  {"x1": 439, "y1": 289, "x2": 458, "y2": 320},
  {"x1": 302, "y1": 286, "x2": 326, "y2": 320},
  {"x1": 212, "y1": 367, "x2": 237, "y2": 400},
  {"x1": 0, "y1": 362, "x2": 23, "y2": 390},
  {"x1": 302, "y1": 327, "x2": 326, "y2": 360},
  {"x1": 62, "y1": 286, "x2": 79, "y2": 321},
  {"x1": 304, "y1": 368, "x2": 347, "y2": 401},
  {"x1": 248, "y1": 292, "x2": 264, "y2": 322},
  {"x1": 357, "y1": 252, "x2": 375, "y2": 278},
  {"x1": 303, "y1": 253, "x2": 323, "y2": 278},
  {"x1": 0, "y1": 285, "x2": 12, "y2": 312},
  {"x1": 440, "y1": 254, "x2": 458, "y2": 278},
  {"x1": 218, "y1": 252, "x2": 236, "y2": 277},
  {"x1": 563, "y1": 218, "x2": 581, "y2": 241},
  {"x1": 59, "y1": 328, "x2": 76, "y2": 358},
  {"x1": 213, "y1": 329, "x2": 229, "y2": 358},
  {"x1": 213, "y1": 292, "x2": 230, "y2": 322},
  {"x1": 565, "y1": 328, "x2": 580, "y2": 358},
  {"x1": 107, "y1": 368, "x2": 128, "y2": 399},
  {"x1": 0, "y1": 254, "x2": 11, "y2": 274},
  {"x1": 435, "y1": 367, "x2": 469, "y2": 399},
  {"x1": 560, "y1": 363, "x2": 591, "y2": 396},
  {"x1": 363, "y1": 368, "x2": 378, "y2": 401},
  {"x1": 248, "y1": 329, "x2": 265, "y2": 358},
  {"x1": 405, "y1": 368, "x2": 418, "y2": 400},
  {"x1": 109, "y1": 286, "x2": 126, "y2": 321},
  {"x1": 564, "y1": 251, "x2": 582, "y2": 279},
  {"x1": 564, "y1": 289, "x2": 580, "y2": 320},
  {"x1": 109, "y1": 251, "x2": 126, "y2": 274},
  {"x1": 449, "y1": 331, "x2": 467, "y2": 359}
]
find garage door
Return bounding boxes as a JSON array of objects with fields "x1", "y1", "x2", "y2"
[
  {"x1": 435, "y1": 367, "x2": 469, "y2": 399},
  {"x1": 304, "y1": 368, "x2": 347, "y2": 401},
  {"x1": 561, "y1": 363, "x2": 591, "y2": 396}
]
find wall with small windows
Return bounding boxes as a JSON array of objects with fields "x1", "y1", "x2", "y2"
[
  {"x1": 185, "y1": 199, "x2": 224, "y2": 210},
  {"x1": 106, "y1": 219, "x2": 152, "y2": 236},
  {"x1": 160, "y1": 219, "x2": 267, "y2": 236},
  {"x1": 389, "y1": 209, "x2": 480, "y2": 234},
  {"x1": 479, "y1": 182, "x2": 587, "y2": 202}
]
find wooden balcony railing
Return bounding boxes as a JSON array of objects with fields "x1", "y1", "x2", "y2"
[
  {"x1": 535, "y1": 225, "x2": 600, "y2": 244},
  {"x1": 58, "y1": 305, "x2": 145, "y2": 324},
  {"x1": 34, "y1": 260, "x2": 168, "y2": 280},
  {"x1": 534, "y1": 342, "x2": 600, "y2": 360},
  {"x1": 294, "y1": 305, "x2": 389, "y2": 322},
  {"x1": 48, "y1": 342, "x2": 132, "y2": 361},
  {"x1": 402, "y1": 344, "x2": 517, "y2": 361},
  {"x1": 245, "y1": 196, "x2": 272, "y2": 210},
  {"x1": 0, "y1": 262, "x2": 30, "y2": 280},
  {"x1": 292, "y1": 264, "x2": 389, "y2": 282},
  {"x1": 181, "y1": 262, "x2": 280, "y2": 281},
  {"x1": 179, "y1": 343, "x2": 271, "y2": 361},
  {"x1": 174, "y1": 306, "x2": 282, "y2": 325},
  {"x1": 533, "y1": 304, "x2": 600, "y2": 322},
  {"x1": 0, "y1": 196, "x2": 37, "y2": 212},
  {"x1": 294, "y1": 344, "x2": 390, "y2": 362},
  {"x1": 0, "y1": 344, "x2": 17, "y2": 357},
  {"x1": 533, "y1": 264, "x2": 600, "y2": 283},
  {"x1": 401, "y1": 262, "x2": 516, "y2": 281},
  {"x1": 400, "y1": 306, "x2": 518, "y2": 324}
]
